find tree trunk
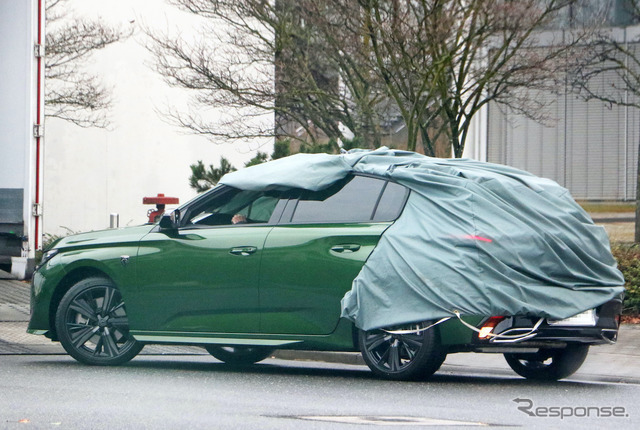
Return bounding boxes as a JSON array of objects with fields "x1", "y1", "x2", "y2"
[{"x1": 635, "y1": 140, "x2": 640, "y2": 243}]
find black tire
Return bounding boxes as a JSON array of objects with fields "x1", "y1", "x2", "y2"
[
  {"x1": 55, "y1": 277, "x2": 143, "y2": 365},
  {"x1": 204, "y1": 345, "x2": 273, "y2": 364},
  {"x1": 504, "y1": 344, "x2": 589, "y2": 381},
  {"x1": 358, "y1": 322, "x2": 446, "y2": 381}
]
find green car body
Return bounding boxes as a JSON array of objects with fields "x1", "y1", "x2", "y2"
[
  {"x1": 29, "y1": 217, "x2": 476, "y2": 349},
  {"x1": 28, "y1": 173, "x2": 621, "y2": 381}
]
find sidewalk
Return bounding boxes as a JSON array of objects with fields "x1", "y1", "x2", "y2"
[
  {"x1": 590, "y1": 211, "x2": 635, "y2": 243},
  {"x1": 2, "y1": 271, "x2": 639, "y2": 382}
]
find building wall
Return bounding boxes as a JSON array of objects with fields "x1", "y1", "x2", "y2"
[
  {"x1": 474, "y1": 3, "x2": 640, "y2": 201},
  {"x1": 485, "y1": 60, "x2": 639, "y2": 201},
  {"x1": 43, "y1": 0, "x2": 272, "y2": 238}
]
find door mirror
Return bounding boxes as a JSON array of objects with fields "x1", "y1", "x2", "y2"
[{"x1": 159, "y1": 209, "x2": 180, "y2": 230}]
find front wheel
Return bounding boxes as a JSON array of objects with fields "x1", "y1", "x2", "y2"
[
  {"x1": 204, "y1": 345, "x2": 273, "y2": 365},
  {"x1": 358, "y1": 322, "x2": 446, "y2": 381},
  {"x1": 504, "y1": 344, "x2": 589, "y2": 381},
  {"x1": 55, "y1": 277, "x2": 143, "y2": 366}
]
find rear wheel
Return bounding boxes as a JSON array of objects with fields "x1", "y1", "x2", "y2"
[
  {"x1": 359, "y1": 322, "x2": 446, "y2": 381},
  {"x1": 204, "y1": 345, "x2": 273, "y2": 364},
  {"x1": 504, "y1": 344, "x2": 589, "y2": 381},
  {"x1": 55, "y1": 277, "x2": 143, "y2": 365}
]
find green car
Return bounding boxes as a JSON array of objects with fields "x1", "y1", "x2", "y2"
[{"x1": 28, "y1": 171, "x2": 622, "y2": 381}]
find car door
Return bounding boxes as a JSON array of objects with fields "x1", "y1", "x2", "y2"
[
  {"x1": 259, "y1": 175, "x2": 409, "y2": 335},
  {"x1": 129, "y1": 186, "x2": 286, "y2": 334}
]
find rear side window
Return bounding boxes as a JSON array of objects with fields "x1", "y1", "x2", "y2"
[
  {"x1": 288, "y1": 175, "x2": 407, "y2": 223},
  {"x1": 373, "y1": 181, "x2": 409, "y2": 222}
]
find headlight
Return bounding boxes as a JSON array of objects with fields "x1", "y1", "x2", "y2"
[{"x1": 37, "y1": 249, "x2": 59, "y2": 269}]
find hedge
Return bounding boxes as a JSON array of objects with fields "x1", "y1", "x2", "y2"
[{"x1": 611, "y1": 244, "x2": 640, "y2": 315}]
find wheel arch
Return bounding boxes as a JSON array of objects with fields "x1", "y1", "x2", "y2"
[
  {"x1": 352, "y1": 321, "x2": 446, "y2": 351},
  {"x1": 48, "y1": 267, "x2": 114, "y2": 341}
]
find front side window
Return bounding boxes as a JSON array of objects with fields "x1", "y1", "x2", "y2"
[{"x1": 185, "y1": 187, "x2": 281, "y2": 227}]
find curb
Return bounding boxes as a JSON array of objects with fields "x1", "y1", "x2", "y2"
[
  {"x1": 0, "y1": 268, "x2": 18, "y2": 280},
  {"x1": 273, "y1": 350, "x2": 365, "y2": 366}
]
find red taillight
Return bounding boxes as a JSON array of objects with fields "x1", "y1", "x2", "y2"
[
  {"x1": 462, "y1": 235, "x2": 492, "y2": 243},
  {"x1": 478, "y1": 316, "x2": 505, "y2": 339}
]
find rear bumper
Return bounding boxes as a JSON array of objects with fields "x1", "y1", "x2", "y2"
[{"x1": 467, "y1": 297, "x2": 623, "y2": 351}]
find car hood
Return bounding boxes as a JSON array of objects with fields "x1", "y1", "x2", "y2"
[{"x1": 51, "y1": 225, "x2": 156, "y2": 251}]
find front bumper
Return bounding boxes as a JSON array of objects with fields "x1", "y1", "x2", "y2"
[{"x1": 27, "y1": 255, "x2": 68, "y2": 338}]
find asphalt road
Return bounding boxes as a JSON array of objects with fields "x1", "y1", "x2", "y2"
[{"x1": 1, "y1": 355, "x2": 638, "y2": 429}]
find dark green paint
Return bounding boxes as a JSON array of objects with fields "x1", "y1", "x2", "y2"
[
  {"x1": 131, "y1": 226, "x2": 272, "y2": 333},
  {"x1": 28, "y1": 222, "x2": 475, "y2": 351},
  {"x1": 259, "y1": 223, "x2": 388, "y2": 335}
]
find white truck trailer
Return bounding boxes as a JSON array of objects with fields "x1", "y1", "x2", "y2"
[{"x1": 0, "y1": 0, "x2": 45, "y2": 279}]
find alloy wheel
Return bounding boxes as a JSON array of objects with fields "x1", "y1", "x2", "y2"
[
  {"x1": 359, "y1": 322, "x2": 445, "y2": 380},
  {"x1": 56, "y1": 278, "x2": 142, "y2": 365}
]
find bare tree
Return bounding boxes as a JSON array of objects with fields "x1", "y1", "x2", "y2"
[
  {"x1": 569, "y1": 1, "x2": 640, "y2": 241},
  {"x1": 145, "y1": 0, "x2": 388, "y2": 149},
  {"x1": 45, "y1": 0, "x2": 129, "y2": 128},
  {"x1": 148, "y1": 0, "x2": 599, "y2": 156},
  {"x1": 357, "y1": 0, "x2": 602, "y2": 156}
]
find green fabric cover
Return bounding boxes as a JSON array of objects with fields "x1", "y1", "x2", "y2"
[{"x1": 221, "y1": 148, "x2": 625, "y2": 331}]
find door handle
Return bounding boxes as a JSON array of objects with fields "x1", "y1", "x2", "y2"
[
  {"x1": 330, "y1": 244, "x2": 361, "y2": 253},
  {"x1": 229, "y1": 246, "x2": 257, "y2": 256}
]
